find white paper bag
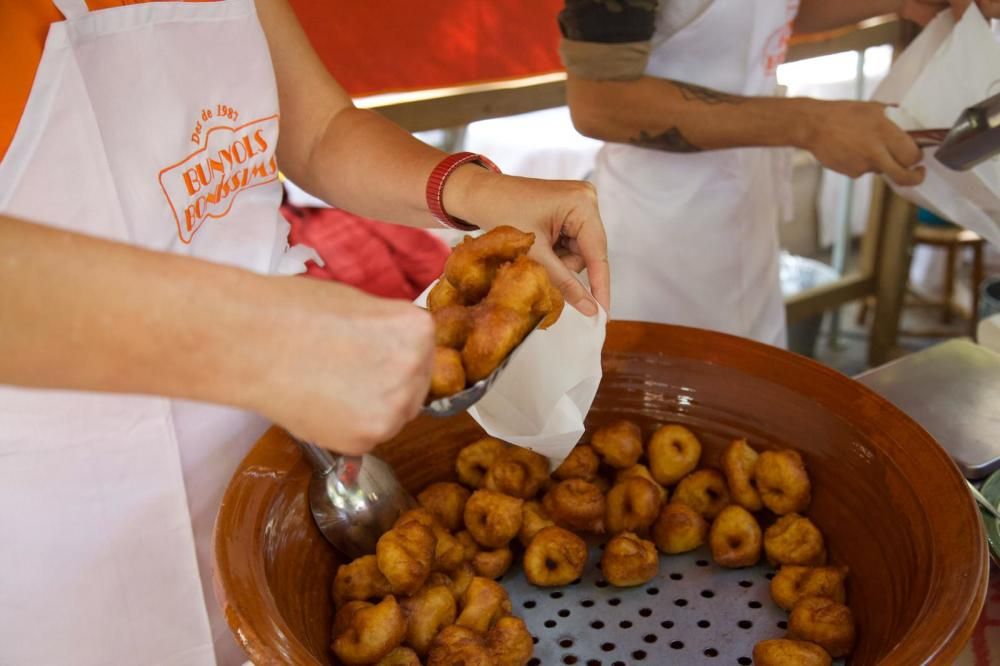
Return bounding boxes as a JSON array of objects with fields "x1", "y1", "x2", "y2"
[
  {"x1": 872, "y1": 5, "x2": 1000, "y2": 247},
  {"x1": 416, "y1": 282, "x2": 606, "y2": 468}
]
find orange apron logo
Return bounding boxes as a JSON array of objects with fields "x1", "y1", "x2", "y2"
[{"x1": 158, "y1": 115, "x2": 279, "y2": 243}]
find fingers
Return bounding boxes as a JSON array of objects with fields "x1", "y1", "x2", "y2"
[
  {"x1": 532, "y1": 245, "x2": 599, "y2": 317},
  {"x1": 875, "y1": 144, "x2": 926, "y2": 187}
]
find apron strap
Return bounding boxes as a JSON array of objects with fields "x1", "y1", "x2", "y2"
[{"x1": 53, "y1": 0, "x2": 89, "y2": 20}]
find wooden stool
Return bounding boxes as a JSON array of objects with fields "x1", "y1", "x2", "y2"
[
  {"x1": 856, "y1": 225, "x2": 985, "y2": 338},
  {"x1": 912, "y1": 225, "x2": 985, "y2": 336}
]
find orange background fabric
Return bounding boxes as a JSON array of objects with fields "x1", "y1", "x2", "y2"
[
  {"x1": 287, "y1": 0, "x2": 565, "y2": 97},
  {"x1": 1, "y1": 0, "x2": 565, "y2": 160}
]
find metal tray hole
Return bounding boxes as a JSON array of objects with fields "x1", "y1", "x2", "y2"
[
  {"x1": 660, "y1": 620, "x2": 674, "y2": 629},
  {"x1": 528, "y1": 659, "x2": 541, "y2": 666},
  {"x1": 523, "y1": 599, "x2": 537, "y2": 609},
  {"x1": 619, "y1": 620, "x2": 632, "y2": 629},
  {"x1": 638, "y1": 607, "x2": 653, "y2": 618},
  {"x1": 701, "y1": 589, "x2": 715, "y2": 598},
  {"x1": 777, "y1": 620, "x2": 788, "y2": 630},
  {"x1": 631, "y1": 649, "x2": 648, "y2": 661},
  {"x1": 571, "y1": 578, "x2": 583, "y2": 586},
  {"x1": 669, "y1": 572, "x2": 683, "y2": 580},
  {"x1": 608, "y1": 597, "x2": 621, "y2": 607},
  {"x1": 669, "y1": 640, "x2": 685, "y2": 650},
  {"x1": 532, "y1": 635, "x2": 539, "y2": 644},
  {"x1": 581, "y1": 599, "x2": 595, "y2": 608},
  {"x1": 544, "y1": 619, "x2": 557, "y2": 628},
  {"x1": 748, "y1": 600, "x2": 763, "y2": 609},
  {"x1": 643, "y1": 634, "x2": 657, "y2": 644},
  {"x1": 559, "y1": 638, "x2": 574, "y2": 649},
  {"x1": 765, "y1": 572, "x2": 776, "y2": 580},
  {"x1": 591, "y1": 620, "x2": 605, "y2": 630},
  {"x1": 562, "y1": 657, "x2": 578, "y2": 665},
  {"x1": 739, "y1": 579, "x2": 753, "y2": 588},
  {"x1": 674, "y1": 598, "x2": 688, "y2": 607},
  {"x1": 600, "y1": 642, "x2": 615, "y2": 652},
  {"x1": 738, "y1": 657, "x2": 752, "y2": 665},
  {"x1": 698, "y1": 620, "x2": 711, "y2": 628},
  {"x1": 595, "y1": 579, "x2": 609, "y2": 588},
  {"x1": 704, "y1": 648, "x2": 719, "y2": 657},
  {"x1": 558, "y1": 609, "x2": 571, "y2": 618},
  {"x1": 586, "y1": 661, "x2": 601, "y2": 666},
  {"x1": 551, "y1": 591, "x2": 564, "y2": 599},
  {"x1": 738, "y1": 620, "x2": 754, "y2": 629},
  {"x1": 696, "y1": 559, "x2": 710, "y2": 567},
  {"x1": 645, "y1": 586, "x2": 659, "y2": 595}
]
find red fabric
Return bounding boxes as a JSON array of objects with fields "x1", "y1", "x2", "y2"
[
  {"x1": 282, "y1": 204, "x2": 449, "y2": 300},
  {"x1": 287, "y1": 0, "x2": 565, "y2": 97}
]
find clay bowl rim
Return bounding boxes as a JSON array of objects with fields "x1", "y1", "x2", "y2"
[{"x1": 213, "y1": 321, "x2": 988, "y2": 666}]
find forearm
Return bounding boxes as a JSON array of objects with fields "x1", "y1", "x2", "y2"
[
  {"x1": 566, "y1": 75, "x2": 816, "y2": 153},
  {"x1": 793, "y1": 0, "x2": 900, "y2": 34},
  {"x1": 0, "y1": 216, "x2": 274, "y2": 407}
]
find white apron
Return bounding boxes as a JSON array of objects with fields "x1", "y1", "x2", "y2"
[
  {"x1": 593, "y1": 0, "x2": 799, "y2": 347},
  {"x1": 0, "y1": 1, "x2": 315, "y2": 663}
]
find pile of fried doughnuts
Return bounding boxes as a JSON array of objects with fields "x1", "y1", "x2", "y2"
[
  {"x1": 427, "y1": 226, "x2": 564, "y2": 400},
  {"x1": 328, "y1": 426, "x2": 856, "y2": 664}
]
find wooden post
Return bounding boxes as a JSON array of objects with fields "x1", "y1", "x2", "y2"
[{"x1": 868, "y1": 192, "x2": 917, "y2": 366}]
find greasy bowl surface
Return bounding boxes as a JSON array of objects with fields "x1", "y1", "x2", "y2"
[{"x1": 214, "y1": 322, "x2": 988, "y2": 665}]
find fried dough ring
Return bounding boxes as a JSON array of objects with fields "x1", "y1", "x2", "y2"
[
  {"x1": 670, "y1": 468, "x2": 731, "y2": 519},
  {"x1": 402, "y1": 584, "x2": 457, "y2": 657},
  {"x1": 753, "y1": 639, "x2": 832, "y2": 666},
  {"x1": 429, "y1": 347, "x2": 466, "y2": 398},
  {"x1": 764, "y1": 513, "x2": 827, "y2": 566},
  {"x1": 331, "y1": 596, "x2": 408, "y2": 665},
  {"x1": 456, "y1": 437, "x2": 508, "y2": 488},
  {"x1": 427, "y1": 278, "x2": 466, "y2": 312},
  {"x1": 377, "y1": 646, "x2": 422, "y2": 666},
  {"x1": 605, "y1": 477, "x2": 662, "y2": 535},
  {"x1": 427, "y1": 625, "x2": 492, "y2": 666},
  {"x1": 455, "y1": 576, "x2": 513, "y2": 633},
  {"x1": 755, "y1": 449, "x2": 812, "y2": 515},
  {"x1": 770, "y1": 565, "x2": 849, "y2": 611},
  {"x1": 432, "y1": 304, "x2": 472, "y2": 349},
  {"x1": 462, "y1": 303, "x2": 535, "y2": 382},
  {"x1": 590, "y1": 419, "x2": 644, "y2": 469},
  {"x1": 472, "y1": 545, "x2": 514, "y2": 579},
  {"x1": 722, "y1": 438, "x2": 763, "y2": 511},
  {"x1": 486, "y1": 616, "x2": 535, "y2": 666},
  {"x1": 484, "y1": 446, "x2": 550, "y2": 499},
  {"x1": 647, "y1": 424, "x2": 702, "y2": 486},
  {"x1": 333, "y1": 554, "x2": 392, "y2": 607},
  {"x1": 787, "y1": 596, "x2": 856, "y2": 658},
  {"x1": 553, "y1": 444, "x2": 600, "y2": 482},
  {"x1": 709, "y1": 505, "x2": 762, "y2": 568},
  {"x1": 463, "y1": 490, "x2": 524, "y2": 548},
  {"x1": 444, "y1": 226, "x2": 535, "y2": 302},
  {"x1": 523, "y1": 526, "x2": 588, "y2": 587},
  {"x1": 652, "y1": 502, "x2": 708, "y2": 554},
  {"x1": 418, "y1": 482, "x2": 472, "y2": 532},
  {"x1": 543, "y1": 479, "x2": 606, "y2": 533},
  {"x1": 376, "y1": 520, "x2": 436, "y2": 595},
  {"x1": 615, "y1": 464, "x2": 668, "y2": 503},
  {"x1": 485, "y1": 255, "x2": 564, "y2": 329},
  {"x1": 519, "y1": 500, "x2": 556, "y2": 547},
  {"x1": 600, "y1": 531, "x2": 659, "y2": 587}
]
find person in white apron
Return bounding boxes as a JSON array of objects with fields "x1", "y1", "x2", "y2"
[
  {"x1": 0, "y1": 1, "x2": 609, "y2": 663},
  {"x1": 557, "y1": 0, "x2": 958, "y2": 347}
]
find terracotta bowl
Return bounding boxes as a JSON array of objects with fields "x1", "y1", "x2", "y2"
[{"x1": 214, "y1": 322, "x2": 988, "y2": 665}]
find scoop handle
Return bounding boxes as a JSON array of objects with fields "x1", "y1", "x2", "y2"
[{"x1": 909, "y1": 128, "x2": 949, "y2": 148}]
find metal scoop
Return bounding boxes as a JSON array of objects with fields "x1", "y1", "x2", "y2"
[
  {"x1": 909, "y1": 90, "x2": 1000, "y2": 171},
  {"x1": 295, "y1": 439, "x2": 415, "y2": 559}
]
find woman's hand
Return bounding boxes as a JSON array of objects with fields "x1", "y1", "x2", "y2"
[
  {"x1": 442, "y1": 167, "x2": 610, "y2": 317},
  {"x1": 247, "y1": 277, "x2": 435, "y2": 455}
]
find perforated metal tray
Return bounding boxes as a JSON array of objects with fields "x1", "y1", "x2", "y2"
[{"x1": 499, "y1": 543, "x2": 842, "y2": 665}]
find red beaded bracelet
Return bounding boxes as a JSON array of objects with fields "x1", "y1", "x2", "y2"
[{"x1": 425, "y1": 151, "x2": 501, "y2": 231}]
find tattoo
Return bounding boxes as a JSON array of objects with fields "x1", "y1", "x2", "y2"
[
  {"x1": 673, "y1": 80, "x2": 744, "y2": 105},
  {"x1": 629, "y1": 127, "x2": 702, "y2": 153}
]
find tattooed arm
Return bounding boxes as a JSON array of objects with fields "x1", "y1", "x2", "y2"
[{"x1": 558, "y1": 1, "x2": 924, "y2": 185}]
